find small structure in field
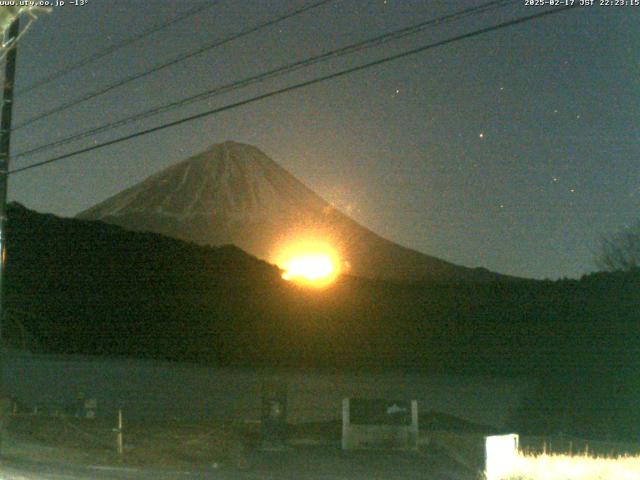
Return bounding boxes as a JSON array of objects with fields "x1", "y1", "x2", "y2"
[{"x1": 341, "y1": 398, "x2": 418, "y2": 450}]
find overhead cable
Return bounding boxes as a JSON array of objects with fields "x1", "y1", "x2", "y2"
[{"x1": 10, "y1": 5, "x2": 577, "y2": 175}]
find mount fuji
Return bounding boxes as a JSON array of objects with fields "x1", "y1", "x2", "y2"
[{"x1": 77, "y1": 141, "x2": 505, "y2": 283}]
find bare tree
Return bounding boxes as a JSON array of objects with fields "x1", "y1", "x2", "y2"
[{"x1": 596, "y1": 220, "x2": 640, "y2": 272}]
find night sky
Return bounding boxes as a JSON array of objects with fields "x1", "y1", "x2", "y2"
[{"x1": 5, "y1": 0, "x2": 639, "y2": 280}]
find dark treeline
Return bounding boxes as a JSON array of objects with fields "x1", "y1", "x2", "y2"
[{"x1": 5, "y1": 203, "x2": 640, "y2": 440}]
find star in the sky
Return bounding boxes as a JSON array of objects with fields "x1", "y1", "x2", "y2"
[{"x1": 479, "y1": 132, "x2": 485, "y2": 139}]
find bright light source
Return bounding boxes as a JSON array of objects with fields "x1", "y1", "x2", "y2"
[
  {"x1": 274, "y1": 238, "x2": 342, "y2": 288},
  {"x1": 282, "y1": 254, "x2": 335, "y2": 282}
]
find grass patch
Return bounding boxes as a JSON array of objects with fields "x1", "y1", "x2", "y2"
[{"x1": 497, "y1": 451, "x2": 640, "y2": 480}]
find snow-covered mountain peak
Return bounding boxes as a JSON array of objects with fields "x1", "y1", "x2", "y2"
[{"x1": 79, "y1": 141, "x2": 328, "y2": 222}]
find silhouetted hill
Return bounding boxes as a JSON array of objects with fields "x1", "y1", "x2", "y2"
[{"x1": 6, "y1": 203, "x2": 640, "y2": 371}]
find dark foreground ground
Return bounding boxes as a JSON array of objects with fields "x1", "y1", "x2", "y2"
[
  {"x1": 0, "y1": 413, "x2": 490, "y2": 480},
  {"x1": 0, "y1": 446, "x2": 473, "y2": 480}
]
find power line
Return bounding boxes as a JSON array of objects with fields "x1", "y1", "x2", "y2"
[
  {"x1": 13, "y1": 0, "x2": 517, "y2": 161},
  {"x1": 12, "y1": 0, "x2": 335, "y2": 130},
  {"x1": 16, "y1": 1, "x2": 218, "y2": 96},
  {"x1": 9, "y1": 5, "x2": 577, "y2": 176}
]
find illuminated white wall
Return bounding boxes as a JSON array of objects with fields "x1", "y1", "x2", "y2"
[{"x1": 485, "y1": 433, "x2": 519, "y2": 480}]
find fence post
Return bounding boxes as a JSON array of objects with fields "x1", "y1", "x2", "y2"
[
  {"x1": 341, "y1": 398, "x2": 350, "y2": 450},
  {"x1": 116, "y1": 408, "x2": 123, "y2": 455}
]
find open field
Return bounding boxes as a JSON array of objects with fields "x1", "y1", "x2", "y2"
[
  {"x1": 4, "y1": 414, "x2": 250, "y2": 470},
  {"x1": 0, "y1": 422, "x2": 470, "y2": 480},
  {"x1": 0, "y1": 414, "x2": 473, "y2": 479}
]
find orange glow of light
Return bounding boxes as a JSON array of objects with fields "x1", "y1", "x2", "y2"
[
  {"x1": 282, "y1": 254, "x2": 335, "y2": 282},
  {"x1": 274, "y1": 239, "x2": 342, "y2": 288}
]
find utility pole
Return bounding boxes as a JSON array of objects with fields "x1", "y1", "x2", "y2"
[{"x1": 0, "y1": 17, "x2": 20, "y2": 345}]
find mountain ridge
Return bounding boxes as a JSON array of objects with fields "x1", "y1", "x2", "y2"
[{"x1": 78, "y1": 141, "x2": 515, "y2": 283}]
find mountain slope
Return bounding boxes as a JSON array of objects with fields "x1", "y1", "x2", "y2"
[{"x1": 77, "y1": 141, "x2": 506, "y2": 283}]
